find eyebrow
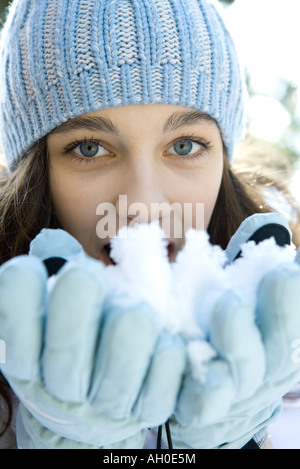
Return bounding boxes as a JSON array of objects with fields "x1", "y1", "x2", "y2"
[
  {"x1": 163, "y1": 110, "x2": 216, "y2": 133},
  {"x1": 49, "y1": 115, "x2": 120, "y2": 136},
  {"x1": 49, "y1": 109, "x2": 216, "y2": 136}
]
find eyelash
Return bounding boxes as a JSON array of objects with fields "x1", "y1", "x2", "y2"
[
  {"x1": 62, "y1": 135, "x2": 213, "y2": 164},
  {"x1": 167, "y1": 135, "x2": 213, "y2": 160},
  {"x1": 63, "y1": 137, "x2": 111, "y2": 165}
]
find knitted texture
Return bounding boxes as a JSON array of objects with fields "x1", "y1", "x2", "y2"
[{"x1": 0, "y1": 0, "x2": 244, "y2": 169}]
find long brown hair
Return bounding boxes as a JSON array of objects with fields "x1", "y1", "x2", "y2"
[
  {"x1": 209, "y1": 154, "x2": 300, "y2": 249},
  {"x1": 0, "y1": 138, "x2": 299, "y2": 437},
  {"x1": 0, "y1": 138, "x2": 58, "y2": 265}
]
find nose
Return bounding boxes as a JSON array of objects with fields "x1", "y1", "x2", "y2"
[{"x1": 115, "y1": 159, "x2": 170, "y2": 226}]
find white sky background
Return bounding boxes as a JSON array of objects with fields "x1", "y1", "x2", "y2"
[
  {"x1": 223, "y1": 0, "x2": 300, "y2": 201},
  {"x1": 223, "y1": 0, "x2": 300, "y2": 143}
]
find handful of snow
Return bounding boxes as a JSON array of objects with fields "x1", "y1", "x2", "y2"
[{"x1": 104, "y1": 222, "x2": 296, "y2": 381}]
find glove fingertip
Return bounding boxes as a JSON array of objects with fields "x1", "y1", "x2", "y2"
[
  {"x1": 176, "y1": 359, "x2": 234, "y2": 427},
  {"x1": 89, "y1": 302, "x2": 160, "y2": 419},
  {"x1": 211, "y1": 290, "x2": 266, "y2": 394},
  {"x1": 257, "y1": 262, "x2": 300, "y2": 379},
  {"x1": 134, "y1": 331, "x2": 186, "y2": 425},
  {"x1": 43, "y1": 256, "x2": 107, "y2": 402},
  {"x1": 0, "y1": 256, "x2": 47, "y2": 381},
  {"x1": 29, "y1": 228, "x2": 83, "y2": 261}
]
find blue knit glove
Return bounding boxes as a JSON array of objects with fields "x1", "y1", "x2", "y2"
[
  {"x1": 169, "y1": 214, "x2": 300, "y2": 449},
  {"x1": 0, "y1": 229, "x2": 186, "y2": 448}
]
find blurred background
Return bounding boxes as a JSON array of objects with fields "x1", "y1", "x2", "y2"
[
  {"x1": 0, "y1": 0, "x2": 300, "y2": 201},
  {"x1": 220, "y1": 0, "x2": 300, "y2": 204}
]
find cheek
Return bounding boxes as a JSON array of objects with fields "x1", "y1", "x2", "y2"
[
  {"x1": 200, "y1": 157, "x2": 223, "y2": 229},
  {"x1": 49, "y1": 170, "x2": 101, "y2": 245},
  {"x1": 173, "y1": 163, "x2": 223, "y2": 231},
  {"x1": 201, "y1": 172, "x2": 223, "y2": 229}
]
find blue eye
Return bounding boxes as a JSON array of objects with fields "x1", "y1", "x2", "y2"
[
  {"x1": 73, "y1": 141, "x2": 109, "y2": 158},
  {"x1": 168, "y1": 139, "x2": 203, "y2": 157},
  {"x1": 174, "y1": 140, "x2": 193, "y2": 155},
  {"x1": 79, "y1": 142, "x2": 99, "y2": 157}
]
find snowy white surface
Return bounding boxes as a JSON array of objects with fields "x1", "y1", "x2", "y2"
[{"x1": 103, "y1": 222, "x2": 296, "y2": 382}]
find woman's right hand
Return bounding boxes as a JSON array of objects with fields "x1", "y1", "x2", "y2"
[{"x1": 0, "y1": 229, "x2": 186, "y2": 448}]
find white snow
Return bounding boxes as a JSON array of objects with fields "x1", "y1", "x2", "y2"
[
  {"x1": 103, "y1": 222, "x2": 296, "y2": 382},
  {"x1": 104, "y1": 223, "x2": 173, "y2": 328}
]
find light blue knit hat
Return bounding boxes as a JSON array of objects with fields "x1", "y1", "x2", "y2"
[{"x1": 0, "y1": 0, "x2": 244, "y2": 169}]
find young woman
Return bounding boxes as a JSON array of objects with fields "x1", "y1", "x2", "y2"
[{"x1": 0, "y1": 0, "x2": 300, "y2": 449}]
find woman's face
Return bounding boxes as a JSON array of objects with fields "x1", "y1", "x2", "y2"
[{"x1": 47, "y1": 104, "x2": 224, "y2": 265}]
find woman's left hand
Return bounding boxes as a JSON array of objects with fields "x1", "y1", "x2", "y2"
[{"x1": 170, "y1": 258, "x2": 300, "y2": 449}]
